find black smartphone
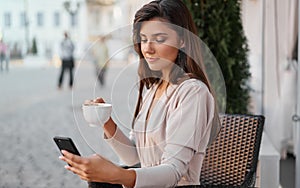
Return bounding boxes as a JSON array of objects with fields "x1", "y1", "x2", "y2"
[{"x1": 53, "y1": 136, "x2": 81, "y2": 156}]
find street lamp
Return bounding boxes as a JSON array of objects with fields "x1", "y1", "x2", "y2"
[
  {"x1": 63, "y1": 0, "x2": 81, "y2": 16},
  {"x1": 86, "y1": 0, "x2": 116, "y2": 6},
  {"x1": 63, "y1": 0, "x2": 81, "y2": 29},
  {"x1": 24, "y1": 0, "x2": 30, "y2": 54}
]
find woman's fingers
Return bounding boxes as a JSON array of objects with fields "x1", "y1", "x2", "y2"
[
  {"x1": 65, "y1": 165, "x2": 90, "y2": 180},
  {"x1": 84, "y1": 99, "x2": 94, "y2": 105},
  {"x1": 84, "y1": 97, "x2": 105, "y2": 105},
  {"x1": 94, "y1": 97, "x2": 105, "y2": 103},
  {"x1": 60, "y1": 150, "x2": 93, "y2": 180},
  {"x1": 60, "y1": 150, "x2": 83, "y2": 167},
  {"x1": 60, "y1": 152, "x2": 119, "y2": 183}
]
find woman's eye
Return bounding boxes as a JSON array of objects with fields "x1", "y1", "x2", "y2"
[
  {"x1": 141, "y1": 39, "x2": 147, "y2": 43},
  {"x1": 156, "y1": 38, "x2": 166, "y2": 43},
  {"x1": 140, "y1": 37, "x2": 166, "y2": 43}
]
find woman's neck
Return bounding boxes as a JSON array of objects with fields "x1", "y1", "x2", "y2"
[
  {"x1": 159, "y1": 80, "x2": 169, "y2": 89},
  {"x1": 154, "y1": 80, "x2": 169, "y2": 99}
]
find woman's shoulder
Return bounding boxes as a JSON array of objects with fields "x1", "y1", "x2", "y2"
[
  {"x1": 167, "y1": 78, "x2": 212, "y2": 102},
  {"x1": 167, "y1": 78, "x2": 214, "y2": 109},
  {"x1": 176, "y1": 78, "x2": 209, "y2": 92}
]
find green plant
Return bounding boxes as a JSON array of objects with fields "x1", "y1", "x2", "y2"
[
  {"x1": 31, "y1": 37, "x2": 38, "y2": 55},
  {"x1": 184, "y1": 0, "x2": 251, "y2": 114}
]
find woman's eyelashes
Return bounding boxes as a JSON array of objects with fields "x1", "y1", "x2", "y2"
[
  {"x1": 140, "y1": 37, "x2": 167, "y2": 44},
  {"x1": 156, "y1": 38, "x2": 166, "y2": 43},
  {"x1": 140, "y1": 38, "x2": 147, "y2": 43}
]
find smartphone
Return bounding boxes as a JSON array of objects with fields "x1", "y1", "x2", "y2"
[{"x1": 53, "y1": 136, "x2": 81, "y2": 156}]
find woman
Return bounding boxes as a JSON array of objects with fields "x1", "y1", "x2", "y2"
[{"x1": 60, "y1": 0, "x2": 220, "y2": 187}]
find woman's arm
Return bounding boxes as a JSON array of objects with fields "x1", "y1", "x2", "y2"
[
  {"x1": 99, "y1": 115, "x2": 139, "y2": 167},
  {"x1": 103, "y1": 117, "x2": 117, "y2": 138},
  {"x1": 102, "y1": 117, "x2": 140, "y2": 166}
]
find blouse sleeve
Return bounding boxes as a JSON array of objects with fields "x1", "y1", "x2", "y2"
[
  {"x1": 133, "y1": 81, "x2": 215, "y2": 187},
  {"x1": 105, "y1": 127, "x2": 140, "y2": 166}
]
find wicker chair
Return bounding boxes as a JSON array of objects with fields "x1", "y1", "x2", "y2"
[
  {"x1": 88, "y1": 114, "x2": 265, "y2": 188},
  {"x1": 198, "y1": 114, "x2": 265, "y2": 188}
]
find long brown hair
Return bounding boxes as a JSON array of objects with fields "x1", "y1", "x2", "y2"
[{"x1": 132, "y1": 0, "x2": 220, "y2": 145}]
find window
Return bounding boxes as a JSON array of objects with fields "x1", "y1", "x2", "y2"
[
  {"x1": 20, "y1": 12, "x2": 26, "y2": 27},
  {"x1": 37, "y1": 12, "x2": 44, "y2": 27},
  {"x1": 70, "y1": 13, "x2": 78, "y2": 27},
  {"x1": 54, "y1": 12, "x2": 60, "y2": 27},
  {"x1": 4, "y1": 12, "x2": 11, "y2": 27}
]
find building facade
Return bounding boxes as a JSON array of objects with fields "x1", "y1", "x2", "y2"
[{"x1": 0, "y1": 0, "x2": 150, "y2": 61}]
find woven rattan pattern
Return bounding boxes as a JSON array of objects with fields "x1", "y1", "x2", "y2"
[{"x1": 200, "y1": 114, "x2": 265, "y2": 188}]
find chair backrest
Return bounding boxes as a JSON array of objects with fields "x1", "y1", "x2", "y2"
[{"x1": 200, "y1": 114, "x2": 265, "y2": 187}]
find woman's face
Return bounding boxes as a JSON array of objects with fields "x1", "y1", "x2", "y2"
[{"x1": 140, "y1": 18, "x2": 183, "y2": 75}]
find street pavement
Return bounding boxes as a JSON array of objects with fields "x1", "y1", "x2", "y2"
[
  {"x1": 1, "y1": 58, "x2": 296, "y2": 188},
  {"x1": 0, "y1": 59, "x2": 138, "y2": 188}
]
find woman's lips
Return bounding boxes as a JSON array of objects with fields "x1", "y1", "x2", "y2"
[{"x1": 145, "y1": 57, "x2": 159, "y2": 63}]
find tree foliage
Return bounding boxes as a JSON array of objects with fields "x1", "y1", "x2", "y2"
[
  {"x1": 31, "y1": 37, "x2": 38, "y2": 55},
  {"x1": 184, "y1": 0, "x2": 251, "y2": 114}
]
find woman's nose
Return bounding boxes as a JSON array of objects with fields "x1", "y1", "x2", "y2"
[{"x1": 143, "y1": 41, "x2": 155, "y2": 53}]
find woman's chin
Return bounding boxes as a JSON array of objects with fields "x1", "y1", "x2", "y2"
[{"x1": 148, "y1": 66, "x2": 161, "y2": 71}]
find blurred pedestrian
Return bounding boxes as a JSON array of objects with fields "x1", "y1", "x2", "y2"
[
  {"x1": 58, "y1": 32, "x2": 75, "y2": 89},
  {"x1": 92, "y1": 36, "x2": 109, "y2": 87},
  {"x1": 0, "y1": 39, "x2": 9, "y2": 72}
]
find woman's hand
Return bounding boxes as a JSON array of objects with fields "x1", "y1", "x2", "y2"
[
  {"x1": 59, "y1": 150, "x2": 122, "y2": 183},
  {"x1": 59, "y1": 150, "x2": 136, "y2": 187},
  {"x1": 84, "y1": 97, "x2": 117, "y2": 137},
  {"x1": 84, "y1": 97, "x2": 105, "y2": 105}
]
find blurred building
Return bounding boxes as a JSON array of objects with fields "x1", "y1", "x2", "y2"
[{"x1": 0, "y1": 0, "x2": 150, "y2": 61}]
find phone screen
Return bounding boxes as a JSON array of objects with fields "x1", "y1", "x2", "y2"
[{"x1": 53, "y1": 136, "x2": 81, "y2": 156}]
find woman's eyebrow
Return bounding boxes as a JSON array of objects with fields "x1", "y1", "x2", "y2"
[{"x1": 140, "y1": 32, "x2": 168, "y2": 37}]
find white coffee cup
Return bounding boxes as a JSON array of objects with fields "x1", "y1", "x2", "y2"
[{"x1": 82, "y1": 103, "x2": 112, "y2": 127}]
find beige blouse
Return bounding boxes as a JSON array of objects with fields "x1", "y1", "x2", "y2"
[{"x1": 105, "y1": 79, "x2": 215, "y2": 188}]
